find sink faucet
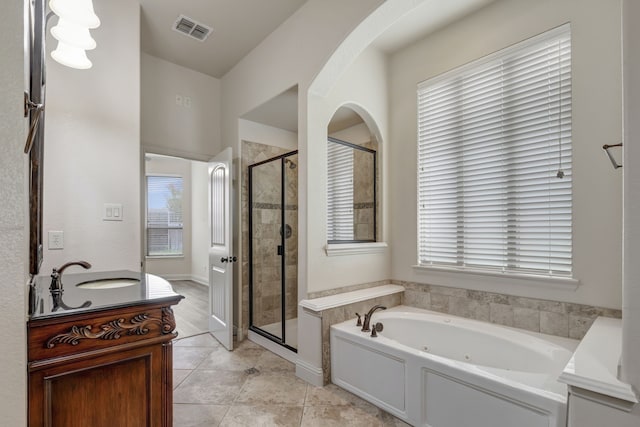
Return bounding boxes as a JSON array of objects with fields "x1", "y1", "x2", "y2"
[
  {"x1": 361, "y1": 304, "x2": 386, "y2": 332},
  {"x1": 50, "y1": 261, "x2": 92, "y2": 311}
]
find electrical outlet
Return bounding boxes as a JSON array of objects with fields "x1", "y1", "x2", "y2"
[{"x1": 48, "y1": 231, "x2": 64, "y2": 250}]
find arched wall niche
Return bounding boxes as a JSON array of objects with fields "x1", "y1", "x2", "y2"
[{"x1": 326, "y1": 104, "x2": 382, "y2": 245}]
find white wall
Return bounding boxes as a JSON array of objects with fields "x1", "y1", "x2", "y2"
[
  {"x1": 0, "y1": 0, "x2": 27, "y2": 424},
  {"x1": 388, "y1": 0, "x2": 623, "y2": 309},
  {"x1": 621, "y1": 0, "x2": 640, "y2": 393},
  {"x1": 141, "y1": 53, "x2": 221, "y2": 160},
  {"x1": 191, "y1": 161, "x2": 209, "y2": 285},
  {"x1": 221, "y1": 0, "x2": 385, "y2": 323},
  {"x1": 42, "y1": 0, "x2": 141, "y2": 274},
  {"x1": 329, "y1": 122, "x2": 371, "y2": 145},
  {"x1": 239, "y1": 119, "x2": 298, "y2": 151},
  {"x1": 144, "y1": 155, "x2": 193, "y2": 279},
  {"x1": 306, "y1": 46, "x2": 391, "y2": 293}
]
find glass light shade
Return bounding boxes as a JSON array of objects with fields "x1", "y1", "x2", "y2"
[
  {"x1": 51, "y1": 41, "x2": 92, "y2": 69},
  {"x1": 49, "y1": 0, "x2": 100, "y2": 29},
  {"x1": 51, "y1": 18, "x2": 96, "y2": 50}
]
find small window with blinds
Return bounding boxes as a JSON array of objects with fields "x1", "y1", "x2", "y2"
[
  {"x1": 146, "y1": 175, "x2": 184, "y2": 256},
  {"x1": 417, "y1": 24, "x2": 572, "y2": 278},
  {"x1": 327, "y1": 139, "x2": 355, "y2": 241}
]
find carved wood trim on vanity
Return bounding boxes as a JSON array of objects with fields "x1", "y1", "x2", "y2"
[
  {"x1": 45, "y1": 313, "x2": 162, "y2": 348},
  {"x1": 161, "y1": 306, "x2": 177, "y2": 334}
]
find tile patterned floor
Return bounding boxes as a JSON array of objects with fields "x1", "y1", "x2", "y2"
[{"x1": 173, "y1": 333, "x2": 411, "y2": 427}]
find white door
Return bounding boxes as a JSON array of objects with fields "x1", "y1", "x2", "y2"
[{"x1": 208, "y1": 147, "x2": 234, "y2": 350}]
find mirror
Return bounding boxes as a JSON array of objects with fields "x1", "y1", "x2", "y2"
[{"x1": 327, "y1": 107, "x2": 378, "y2": 243}]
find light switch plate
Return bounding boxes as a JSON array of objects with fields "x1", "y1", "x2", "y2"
[
  {"x1": 48, "y1": 230, "x2": 64, "y2": 250},
  {"x1": 103, "y1": 203, "x2": 123, "y2": 221}
]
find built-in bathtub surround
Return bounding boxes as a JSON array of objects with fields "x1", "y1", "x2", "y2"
[
  {"x1": 397, "y1": 281, "x2": 622, "y2": 340},
  {"x1": 300, "y1": 279, "x2": 621, "y2": 387},
  {"x1": 332, "y1": 306, "x2": 578, "y2": 427}
]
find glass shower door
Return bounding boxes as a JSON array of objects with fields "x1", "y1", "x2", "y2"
[{"x1": 249, "y1": 159, "x2": 283, "y2": 342}]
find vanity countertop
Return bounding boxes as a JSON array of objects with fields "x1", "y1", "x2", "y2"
[{"x1": 30, "y1": 270, "x2": 183, "y2": 320}]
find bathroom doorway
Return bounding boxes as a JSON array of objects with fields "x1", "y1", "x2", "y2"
[
  {"x1": 143, "y1": 153, "x2": 210, "y2": 338},
  {"x1": 248, "y1": 150, "x2": 298, "y2": 353}
]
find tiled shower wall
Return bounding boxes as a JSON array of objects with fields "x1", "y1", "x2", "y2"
[{"x1": 241, "y1": 141, "x2": 298, "y2": 336}]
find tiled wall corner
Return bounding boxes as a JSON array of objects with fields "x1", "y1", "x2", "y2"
[{"x1": 317, "y1": 290, "x2": 402, "y2": 385}]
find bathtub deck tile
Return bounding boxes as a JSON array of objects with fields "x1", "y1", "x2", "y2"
[
  {"x1": 404, "y1": 289, "x2": 431, "y2": 310},
  {"x1": 429, "y1": 293, "x2": 449, "y2": 313},
  {"x1": 489, "y1": 302, "x2": 515, "y2": 327},
  {"x1": 513, "y1": 307, "x2": 540, "y2": 332},
  {"x1": 540, "y1": 311, "x2": 570, "y2": 337},
  {"x1": 568, "y1": 314, "x2": 597, "y2": 340}
]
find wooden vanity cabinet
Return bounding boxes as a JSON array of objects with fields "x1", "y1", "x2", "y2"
[{"x1": 27, "y1": 298, "x2": 181, "y2": 427}]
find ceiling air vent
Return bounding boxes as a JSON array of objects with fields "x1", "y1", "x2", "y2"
[{"x1": 172, "y1": 15, "x2": 212, "y2": 42}]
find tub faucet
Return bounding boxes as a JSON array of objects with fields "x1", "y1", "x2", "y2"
[
  {"x1": 50, "y1": 261, "x2": 92, "y2": 311},
  {"x1": 361, "y1": 304, "x2": 386, "y2": 332}
]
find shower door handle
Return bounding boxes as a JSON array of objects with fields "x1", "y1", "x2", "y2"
[{"x1": 277, "y1": 245, "x2": 283, "y2": 256}]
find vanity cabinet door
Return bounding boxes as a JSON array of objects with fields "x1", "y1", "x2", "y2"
[{"x1": 29, "y1": 343, "x2": 169, "y2": 427}]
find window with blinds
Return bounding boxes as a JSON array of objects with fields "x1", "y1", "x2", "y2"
[
  {"x1": 146, "y1": 175, "x2": 184, "y2": 256},
  {"x1": 327, "y1": 139, "x2": 355, "y2": 241},
  {"x1": 417, "y1": 25, "x2": 572, "y2": 278}
]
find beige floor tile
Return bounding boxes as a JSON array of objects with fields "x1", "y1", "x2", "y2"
[
  {"x1": 235, "y1": 372, "x2": 308, "y2": 406},
  {"x1": 174, "y1": 370, "x2": 248, "y2": 405},
  {"x1": 378, "y1": 411, "x2": 412, "y2": 426},
  {"x1": 173, "y1": 346, "x2": 217, "y2": 370},
  {"x1": 198, "y1": 344, "x2": 263, "y2": 372},
  {"x1": 175, "y1": 333, "x2": 220, "y2": 348},
  {"x1": 300, "y1": 405, "x2": 383, "y2": 427},
  {"x1": 173, "y1": 369, "x2": 192, "y2": 389},
  {"x1": 219, "y1": 405, "x2": 303, "y2": 427},
  {"x1": 304, "y1": 383, "x2": 377, "y2": 412},
  {"x1": 173, "y1": 404, "x2": 229, "y2": 427},
  {"x1": 254, "y1": 349, "x2": 295, "y2": 373}
]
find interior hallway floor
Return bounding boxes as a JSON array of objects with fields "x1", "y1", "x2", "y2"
[
  {"x1": 173, "y1": 333, "x2": 410, "y2": 427},
  {"x1": 171, "y1": 280, "x2": 209, "y2": 338}
]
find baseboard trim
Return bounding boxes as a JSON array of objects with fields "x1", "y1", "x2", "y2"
[
  {"x1": 295, "y1": 359, "x2": 324, "y2": 387},
  {"x1": 190, "y1": 275, "x2": 209, "y2": 286},
  {"x1": 147, "y1": 273, "x2": 209, "y2": 286}
]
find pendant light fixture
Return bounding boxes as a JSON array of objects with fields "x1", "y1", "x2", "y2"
[{"x1": 49, "y1": 0, "x2": 100, "y2": 69}]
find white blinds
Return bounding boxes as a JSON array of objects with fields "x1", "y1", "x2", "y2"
[
  {"x1": 417, "y1": 25, "x2": 572, "y2": 277},
  {"x1": 146, "y1": 175, "x2": 184, "y2": 256},
  {"x1": 327, "y1": 140, "x2": 354, "y2": 241}
]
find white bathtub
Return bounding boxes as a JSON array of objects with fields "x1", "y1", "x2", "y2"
[{"x1": 330, "y1": 306, "x2": 578, "y2": 427}]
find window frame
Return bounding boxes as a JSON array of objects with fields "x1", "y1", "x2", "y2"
[
  {"x1": 416, "y1": 24, "x2": 574, "y2": 283},
  {"x1": 145, "y1": 174, "x2": 185, "y2": 258}
]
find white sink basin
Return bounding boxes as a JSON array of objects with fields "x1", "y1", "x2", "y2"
[{"x1": 76, "y1": 278, "x2": 139, "y2": 290}]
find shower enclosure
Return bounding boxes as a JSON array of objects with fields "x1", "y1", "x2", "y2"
[{"x1": 248, "y1": 151, "x2": 298, "y2": 352}]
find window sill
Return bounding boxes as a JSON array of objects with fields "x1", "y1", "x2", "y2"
[
  {"x1": 325, "y1": 242, "x2": 388, "y2": 257},
  {"x1": 412, "y1": 264, "x2": 580, "y2": 291},
  {"x1": 146, "y1": 255, "x2": 185, "y2": 260}
]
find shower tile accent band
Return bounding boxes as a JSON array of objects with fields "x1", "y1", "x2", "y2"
[{"x1": 252, "y1": 202, "x2": 298, "y2": 210}]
